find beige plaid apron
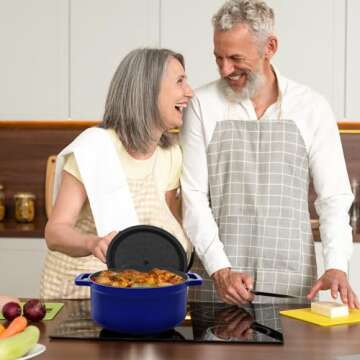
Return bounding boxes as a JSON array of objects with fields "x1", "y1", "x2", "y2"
[
  {"x1": 189, "y1": 119, "x2": 317, "y2": 303},
  {"x1": 40, "y1": 173, "x2": 191, "y2": 299}
]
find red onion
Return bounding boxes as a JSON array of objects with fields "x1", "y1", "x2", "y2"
[
  {"x1": 2, "y1": 302, "x2": 22, "y2": 321},
  {"x1": 23, "y1": 299, "x2": 46, "y2": 322}
]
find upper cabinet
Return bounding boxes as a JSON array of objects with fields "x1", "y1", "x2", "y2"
[
  {"x1": 268, "y1": 0, "x2": 346, "y2": 119},
  {"x1": 160, "y1": 0, "x2": 225, "y2": 90},
  {"x1": 70, "y1": 0, "x2": 159, "y2": 119},
  {"x1": 0, "y1": 0, "x2": 68, "y2": 119},
  {"x1": 346, "y1": 0, "x2": 360, "y2": 121},
  {"x1": 0, "y1": 0, "x2": 358, "y2": 120}
]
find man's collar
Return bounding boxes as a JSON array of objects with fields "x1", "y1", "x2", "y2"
[{"x1": 271, "y1": 65, "x2": 287, "y2": 100}]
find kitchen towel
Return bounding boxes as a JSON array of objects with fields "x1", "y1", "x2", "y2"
[{"x1": 53, "y1": 127, "x2": 139, "y2": 236}]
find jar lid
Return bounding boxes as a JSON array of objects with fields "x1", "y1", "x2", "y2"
[
  {"x1": 106, "y1": 225, "x2": 188, "y2": 272},
  {"x1": 14, "y1": 192, "x2": 36, "y2": 199}
]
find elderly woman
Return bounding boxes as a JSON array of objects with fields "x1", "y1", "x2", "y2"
[{"x1": 40, "y1": 48, "x2": 193, "y2": 299}]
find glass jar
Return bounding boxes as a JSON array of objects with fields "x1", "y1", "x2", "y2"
[
  {"x1": 0, "y1": 184, "x2": 5, "y2": 221},
  {"x1": 14, "y1": 192, "x2": 36, "y2": 223}
]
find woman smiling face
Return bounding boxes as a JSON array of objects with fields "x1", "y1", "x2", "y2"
[{"x1": 157, "y1": 56, "x2": 193, "y2": 131}]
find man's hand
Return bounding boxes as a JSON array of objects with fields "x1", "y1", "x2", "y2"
[
  {"x1": 212, "y1": 268, "x2": 254, "y2": 304},
  {"x1": 307, "y1": 269, "x2": 360, "y2": 309},
  {"x1": 88, "y1": 231, "x2": 117, "y2": 263}
]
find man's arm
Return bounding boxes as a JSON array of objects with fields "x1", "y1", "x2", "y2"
[
  {"x1": 180, "y1": 97, "x2": 253, "y2": 304},
  {"x1": 306, "y1": 95, "x2": 359, "y2": 308}
]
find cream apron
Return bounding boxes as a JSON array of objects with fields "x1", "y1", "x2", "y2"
[
  {"x1": 189, "y1": 117, "x2": 317, "y2": 303},
  {"x1": 40, "y1": 170, "x2": 191, "y2": 299}
]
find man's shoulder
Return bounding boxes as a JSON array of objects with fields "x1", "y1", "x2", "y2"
[{"x1": 282, "y1": 75, "x2": 328, "y2": 106}]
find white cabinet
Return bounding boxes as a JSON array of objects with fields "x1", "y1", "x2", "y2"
[
  {"x1": 0, "y1": 238, "x2": 46, "y2": 298},
  {"x1": 268, "y1": 0, "x2": 346, "y2": 119},
  {"x1": 0, "y1": 239, "x2": 359, "y2": 300},
  {"x1": 160, "y1": 0, "x2": 225, "y2": 90},
  {"x1": 0, "y1": 0, "x2": 68, "y2": 119},
  {"x1": 0, "y1": 0, "x2": 357, "y2": 120},
  {"x1": 346, "y1": 0, "x2": 360, "y2": 121},
  {"x1": 70, "y1": 0, "x2": 160, "y2": 119},
  {"x1": 162, "y1": 0, "x2": 346, "y2": 118}
]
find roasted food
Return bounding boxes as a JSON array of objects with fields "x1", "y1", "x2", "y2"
[{"x1": 93, "y1": 268, "x2": 184, "y2": 288}]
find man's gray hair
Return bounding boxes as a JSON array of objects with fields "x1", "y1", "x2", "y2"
[
  {"x1": 213, "y1": 0, "x2": 275, "y2": 43},
  {"x1": 100, "y1": 48, "x2": 184, "y2": 154}
]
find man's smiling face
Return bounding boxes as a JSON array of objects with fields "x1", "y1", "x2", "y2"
[{"x1": 214, "y1": 24, "x2": 266, "y2": 99}]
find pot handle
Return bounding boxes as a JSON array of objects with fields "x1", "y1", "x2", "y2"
[
  {"x1": 186, "y1": 272, "x2": 203, "y2": 287},
  {"x1": 75, "y1": 273, "x2": 92, "y2": 286}
]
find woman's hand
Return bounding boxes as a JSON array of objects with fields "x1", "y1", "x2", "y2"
[{"x1": 87, "y1": 231, "x2": 117, "y2": 263}]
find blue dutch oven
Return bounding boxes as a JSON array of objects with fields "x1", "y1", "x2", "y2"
[
  {"x1": 75, "y1": 270, "x2": 201, "y2": 334},
  {"x1": 75, "y1": 225, "x2": 202, "y2": 335}
]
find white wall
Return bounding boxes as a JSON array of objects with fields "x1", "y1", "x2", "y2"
[{"x1": 0, "y1": 0, "x2": 358, "y2": 120}]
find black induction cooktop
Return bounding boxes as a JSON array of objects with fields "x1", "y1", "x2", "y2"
[{"x1": 49, "y1": 300, "x2": 284, "y2": 344}]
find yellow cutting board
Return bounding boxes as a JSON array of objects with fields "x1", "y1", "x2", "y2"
[{"x1": 280, "y1": 307, "x2": 360, "y2": 327}]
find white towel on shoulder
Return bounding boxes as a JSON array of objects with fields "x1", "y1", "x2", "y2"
[{"x1": 53, "y1": 127, "x2": 139, "y2": 236}]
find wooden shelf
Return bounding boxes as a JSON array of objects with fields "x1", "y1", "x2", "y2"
[{"x1": 0, "y1": 217, "x2": 45, "y2": 237}]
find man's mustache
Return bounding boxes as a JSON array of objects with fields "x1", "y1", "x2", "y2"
[{"x1": 225, "y1": 69, "x2": 252, "y2": 78}]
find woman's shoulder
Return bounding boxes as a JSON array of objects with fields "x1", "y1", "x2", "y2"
[{"x1": 158, "y1": 143, "x2": 182, "y2": 164}]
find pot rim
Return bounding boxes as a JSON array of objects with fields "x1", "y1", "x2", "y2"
[{"x1": 89, "y1": 268, "x2": 188, "y2": 290}]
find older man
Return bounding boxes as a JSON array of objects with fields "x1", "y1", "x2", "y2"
[{"x1": 181, "y1": 0, "x2": 359, "y2": 307}]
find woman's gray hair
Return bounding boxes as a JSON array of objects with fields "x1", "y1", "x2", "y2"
[
  {"x1": 212, "y1": 0, "x2": 275, "y2": 46},
  {"x1": 100, "y1": 48, "x2": 185, "y2": 154}
]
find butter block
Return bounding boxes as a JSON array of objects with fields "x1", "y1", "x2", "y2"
[{"x1": 311, "y1": 301, "x2": 349, "y2": 318}]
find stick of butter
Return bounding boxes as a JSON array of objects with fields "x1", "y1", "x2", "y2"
[{"x1": 311, "y1": 301, "x2": 349, "y2": 318}]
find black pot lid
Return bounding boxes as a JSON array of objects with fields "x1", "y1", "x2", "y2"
[{"x1": 106, "y1": 225, "x2": 187, "y2": 272}]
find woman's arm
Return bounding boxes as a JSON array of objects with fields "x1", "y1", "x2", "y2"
[
  {"x1": 165, "y1": 188, "x2": 182, "y2": 225},
  {"x1": 45, "y1": 171, "x2": 115, "y2": 262}
]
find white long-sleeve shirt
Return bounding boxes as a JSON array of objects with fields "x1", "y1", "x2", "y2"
[{"x1": 181, "y1": 70, "x2": 354, "y2": 276}]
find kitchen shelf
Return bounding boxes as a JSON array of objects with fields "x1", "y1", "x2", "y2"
[
  {"x1": 0, "y1": 217, "x2": 45, "y2": 238},
  {"x1": 1, "y1": 220, "x2": 359, "y2": 242}
]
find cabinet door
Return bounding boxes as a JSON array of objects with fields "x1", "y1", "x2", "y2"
[
  {"x1": 346, "y1": 0, "x2": 360, "y2": 121},
  {"x1": 268, "y1": 0, "x2": 345, "y2": 119},
  {"x1": 70, "y1": 0, "x2": 159, "y2": 119},
  {"x1": 161, "y1": 0, "x2": 345, "y2": 119},
  {"x1": 160, "y1": 0, "x2": 225, "y2": 90},
  {"x1": 0, "y1": 0, "x2": 68, "y2": 119},
  {"x1": 0, "y1": 238, "x2": 46, "y2": 298}
]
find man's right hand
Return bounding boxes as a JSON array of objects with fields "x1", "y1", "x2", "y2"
[{"x1": 212, "y1": 268, "x2": 254, "y2": 304}]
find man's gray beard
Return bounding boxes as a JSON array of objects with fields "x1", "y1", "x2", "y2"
[{"x1": 220, "y1": 71, "x2": 265, "y2": 103}]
